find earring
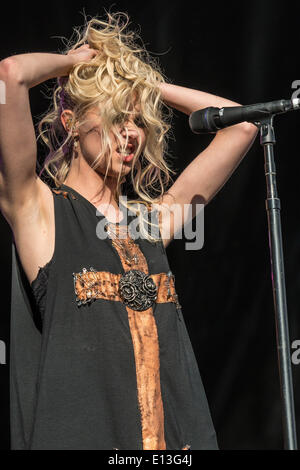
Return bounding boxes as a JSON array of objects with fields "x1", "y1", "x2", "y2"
[
  {"x1": 65, "y1": 119, "x2": 72, "y2": 132},
  {"x1": 73, "y1": 134, "x2": 79, "y2": 159}
]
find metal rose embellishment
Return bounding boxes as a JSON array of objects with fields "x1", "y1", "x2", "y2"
[{"x1": 119, "y1": 269, "x2": 158, "y2": 311}]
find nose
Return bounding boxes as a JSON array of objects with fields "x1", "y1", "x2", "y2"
[{"x1": 121, "y1": 122, "x2": 139, "y2": 141}]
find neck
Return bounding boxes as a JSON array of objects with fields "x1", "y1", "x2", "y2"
[{"x1": 63, "y1": 155, "x2": 120, "y2": 208}]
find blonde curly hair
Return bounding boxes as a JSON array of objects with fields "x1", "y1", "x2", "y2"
[{"x1": 37, "y1": 11, "x2": 175, "y2": 242}]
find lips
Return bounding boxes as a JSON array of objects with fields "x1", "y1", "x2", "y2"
[
  {"x1": 116, "y1": 143, "x2": 136, "y2": 162},
  {"x1": 122, "y1": 153, "x2": 134, "y2": 162}
]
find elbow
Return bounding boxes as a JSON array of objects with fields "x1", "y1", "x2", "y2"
[
  {"x1": 239, "y1": 121, "x2": 259, "y2": 138},
  {"x1": 218, "y1": 121, "x2": 259, "y2": 140},
  {"x1": 0, "y1": 57, "x2": 23, "y2": 84}
]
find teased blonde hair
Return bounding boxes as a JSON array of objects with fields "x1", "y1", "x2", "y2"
[{"x1": 37, "y1": 11, "x2": 175, "y2": 242}]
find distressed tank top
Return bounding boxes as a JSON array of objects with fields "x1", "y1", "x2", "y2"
[
  {"x1": 9, "y1": 183, "x2": 218, "y2": 450},
  {"x1": 30, "y1": 260, "x2": 53, "y2": 326}
]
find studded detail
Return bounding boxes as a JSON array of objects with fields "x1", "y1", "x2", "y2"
[
  {"x1": 52, "y1": 189, "x2": 69, "y2": 199},
  {"x1": 72, "y1": 268, "x2": 177, "y2": 307},
  {"x1": 52, "y1": 188, "x2": 77, "y2": 200},
  {"x1": 119, "y1": 269, "x2": 158, "y2": 311},
  {"x1": 166, "y1": 270, "x2": 172, "y2": 300}
]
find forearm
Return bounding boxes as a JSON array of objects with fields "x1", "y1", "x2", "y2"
[
  {"x1": 159, "y1": 81, "x2": 259, "y2": 144},
  {"x1": 159, "y1": 82, "x2": 241, "y2": 115},
  {"x1": 158, "y1": 82, "x2": 259, "y2": 206},
  {"x1": 0, "y1": 53, "x2": 75, "y2": 89}
]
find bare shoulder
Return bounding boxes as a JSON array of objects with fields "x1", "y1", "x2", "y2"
[{"x1": 1, "y1": 176, "x2": 55, "y2": 286}]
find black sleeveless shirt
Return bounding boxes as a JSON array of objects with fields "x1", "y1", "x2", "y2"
[
  {"x1": 9, "y1": 183, "x2": 218, "y2": 450},
  {"x1": 30, "y1": 259, "x2": 53, "y2": 326}
]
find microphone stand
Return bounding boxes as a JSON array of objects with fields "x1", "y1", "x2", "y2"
[{"x1": 254, "y1": 115, "x2": 297, "y2": 449}]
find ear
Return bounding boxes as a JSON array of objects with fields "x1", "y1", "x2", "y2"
[{"x1": 61, "y1": 109, "x2": 75, "y2": 132}]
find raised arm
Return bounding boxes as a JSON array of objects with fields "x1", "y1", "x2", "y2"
[
  {"x1": 158, "y1": 83, "x2": 259, "y2": 247},
  {"x1": 0, "y1": 46, "x2": 97, "y2": 225}
]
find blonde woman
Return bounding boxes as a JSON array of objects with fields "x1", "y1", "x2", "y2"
[{"x1": 0, "y1": 13, "x2": 258, "y2": 450}]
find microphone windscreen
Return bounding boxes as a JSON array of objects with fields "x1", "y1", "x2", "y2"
[{"x1": 189, "y1": 107, "x2": 221, "y2": 134}]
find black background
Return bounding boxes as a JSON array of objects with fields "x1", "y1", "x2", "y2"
[{"x1": 0, "y1": 0, "x2": 300, "y2": 450}]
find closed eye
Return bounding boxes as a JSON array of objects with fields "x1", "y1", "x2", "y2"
[
  {"x1": 134, "y1": 115, "x2": 146, "y2": 128},
  {"x1": 87, "y1": 127, "x2": 100, "y2": 134},
  {"x1": 112, "y1": 113, "x2": 146, "y2": 128}
]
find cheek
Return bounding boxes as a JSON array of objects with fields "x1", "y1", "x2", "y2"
[
  {"x1": 80, "y1": 132, "x2": 106, "y2": 163},
  {"x1": 82, "y1": 131, "x2": 101, "y2": 151},
  {"x1": 141, "y1": 131, "x2": 147, "y2": 148},
  {"x1": 133, "y1": 133, "x2": 145, "y2": 155},
  {"x1": 80, "y1": 133, "x2": 122, "y2": 170}
]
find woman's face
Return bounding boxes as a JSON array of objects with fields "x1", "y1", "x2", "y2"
[{"x1": 74, "y1": 104, "x2": 147, "y2": 179}]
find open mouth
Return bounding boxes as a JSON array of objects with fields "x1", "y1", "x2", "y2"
[{"x1": 116, "y1": 143, "x2": 136, "y2": 162}]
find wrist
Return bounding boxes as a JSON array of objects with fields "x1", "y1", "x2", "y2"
[
  {"x1": 158, "y1": 82, "x2": 169, "y2": 98},
  {"x1": 63, "y1": 52, "x2": 77, "y2": 71}
]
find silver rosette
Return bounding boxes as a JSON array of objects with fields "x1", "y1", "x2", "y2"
[{"x1": 119, "y1": 269, "x2": 158, "y2": 311}]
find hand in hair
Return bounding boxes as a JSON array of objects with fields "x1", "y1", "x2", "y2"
[{"x1": 67, "y1": 44, "x2": 98, "y2": 65}]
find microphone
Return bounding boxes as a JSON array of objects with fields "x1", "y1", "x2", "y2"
[{"x1": 189, "y1": 98, "x2": 300, "y2": 134}]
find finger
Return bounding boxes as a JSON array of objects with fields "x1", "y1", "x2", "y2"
[{"x1": 67, "y1": 44, "x2": 89, "y2": 55}]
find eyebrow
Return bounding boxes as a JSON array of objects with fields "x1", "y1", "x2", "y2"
[{"x1": 123, "y1": 112, "x2": 143, "y2": 121}]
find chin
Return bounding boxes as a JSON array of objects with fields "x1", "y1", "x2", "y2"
[{"x1": 96, "y1": 167, "x2": 130, "y2": 180}]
